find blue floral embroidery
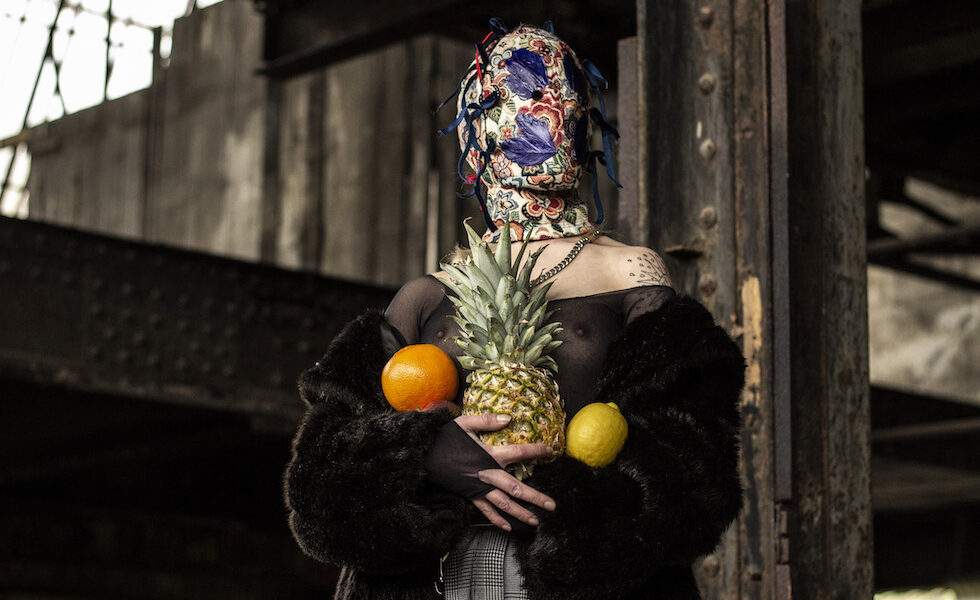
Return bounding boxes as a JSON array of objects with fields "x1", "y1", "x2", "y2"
[
  {"x1": 564, "y1": 54, "x2": 587, "y2": 101},
  {"x1": 503, "y1": 49, "x2": 548, "y2": 100},
  {"x1": 499, "y1": 113, "x2": 557, "y2": 166}
]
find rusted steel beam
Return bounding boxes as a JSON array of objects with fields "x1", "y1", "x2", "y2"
[
  {"x1": 785, "y1": 0, "x2": 873, "y2": 597},
  {"x1": 255, "y1": 0, "x2": 632, "y2": 80},
  {"x1": 637, "y1": 1, "x2": 772, "y2": 597},
  {"x1": 634, "y1": 1, "x2": 871, "y2": 597},
  {"x1": 0, "y1": 216, "x2": 393, "y2": 419}
]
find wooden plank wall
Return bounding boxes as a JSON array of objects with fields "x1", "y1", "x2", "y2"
[
  {"x1": 273, "y1": 36, "x2": 483, "y2": 287},
  {"x1": 27, "y1": 93, "x2": 148, "y2": 239},
  {"x1": 27, "y1": 0, "x2": 622, "y2": 290},
  {"x1": 143, "y1": 1, "x2": 267, "y2": 261}
]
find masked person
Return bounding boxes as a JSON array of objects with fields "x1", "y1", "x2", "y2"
[{"x1": 284, "y1": 21, "x2": 745, "y2": 600}]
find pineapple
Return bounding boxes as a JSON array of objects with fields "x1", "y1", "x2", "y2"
[{"x1": 439, "y1": 220, "x2": 565, "y2": 480}]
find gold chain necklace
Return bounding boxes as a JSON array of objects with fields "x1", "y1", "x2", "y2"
[{"x1": 530, "y1": 229, "x2": 603, "y2": 288}]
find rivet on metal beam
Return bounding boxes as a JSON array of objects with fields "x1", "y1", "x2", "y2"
[
  {"x1": 699, "y1": 206, "x2": 718, "y2": 228},
  {"x1": 699, "y1": 139, "x2": 717, "y2": 160},
  {"x1": 698, "y1": 73, "x2": 716, "y2": 94},
  {"x1": 696, "y1": 6, "x2": 714, "y2": 28},
  {"x1": 740, "y1": 116, "x2": 755, "y2": 140}
]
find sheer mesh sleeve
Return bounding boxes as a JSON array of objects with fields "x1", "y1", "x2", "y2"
[
  {"x1": 623, "y1": 285, "x2": 676, "y2": 324},
  {"x1": 383, "y1": 275, "x2": 447, "y2": 345}
]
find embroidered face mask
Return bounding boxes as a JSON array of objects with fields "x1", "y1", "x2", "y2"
[{"x1": 441, "y1": 20, "x2": 620, "y2": 243}]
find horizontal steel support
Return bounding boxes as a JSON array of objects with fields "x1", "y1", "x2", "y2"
[{"x1": 0, "y1": 216, "x2": 394, "y2": 418}]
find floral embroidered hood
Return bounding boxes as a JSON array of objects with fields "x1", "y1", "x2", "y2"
[{"x1": 441, "y1": 20, "x2": 620, "y2": 243}]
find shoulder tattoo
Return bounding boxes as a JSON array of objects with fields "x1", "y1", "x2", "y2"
[{"x1": 625, "y1": 251, "x2": 672, "y2": 287}]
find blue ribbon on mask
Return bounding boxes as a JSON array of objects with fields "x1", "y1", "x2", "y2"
[
  {"x1": 578, "y1": 58, "x2": 621, "y2": 225},
  {"x1": 438, "y1": 89, "x2": 500, "y2": 230}
]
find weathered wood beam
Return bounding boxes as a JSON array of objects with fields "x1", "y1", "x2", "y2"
[
  {"x1": 863, "y1": 0, "x2": 980, "y2": 85},
  {"x1": 867, "y1": 223, "x2": 980, "y2": 259},
  {"x1": 871, "y1": 257, "x2": 980, "y2": 292},
  {"x1": 0, "y1": 216, "x2": 393, "y2": 418}
]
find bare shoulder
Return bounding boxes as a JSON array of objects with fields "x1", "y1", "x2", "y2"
[{"x1": 600, "y1": 244, "x2": 673, "y2": 288}]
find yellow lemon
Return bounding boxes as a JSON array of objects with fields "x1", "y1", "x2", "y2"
[{"x1": 565, "y1": 402, "x2": 629, "y2": 467}]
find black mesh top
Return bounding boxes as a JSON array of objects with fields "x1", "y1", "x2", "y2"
[{"x1": 384, "y1": 274, "x2": 675, "y2": 418}]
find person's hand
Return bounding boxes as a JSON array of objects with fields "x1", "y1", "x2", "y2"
[{"x1": 454, "y1": 413, "x2": 557, "y2": 532}]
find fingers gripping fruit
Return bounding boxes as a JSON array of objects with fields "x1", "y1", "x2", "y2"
[
  {"x1": 565, "y1": 402, "x2": 629, "y2": 467},
  {"x1": 381, "y1": 344, "x2": 459, "y2": 411}
]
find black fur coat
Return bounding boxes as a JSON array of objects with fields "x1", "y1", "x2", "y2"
[{"x1": 284, "y1": 296, "x2": 745, "y2": 600}]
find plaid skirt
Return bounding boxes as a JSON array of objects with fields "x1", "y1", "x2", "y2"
[{"x1": 444, "y1": 526, "x2": 528, "y2": 600}]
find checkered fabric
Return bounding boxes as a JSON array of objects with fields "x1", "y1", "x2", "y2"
[{"x1": 445, "y1": 527, "x2": 528, "y2": 600}]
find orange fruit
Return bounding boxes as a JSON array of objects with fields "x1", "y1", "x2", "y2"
[{"x1": 381, "y1": 344, "x2": 459, "y2": 412}]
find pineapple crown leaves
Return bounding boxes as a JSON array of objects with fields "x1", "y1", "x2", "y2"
[{"x1": 439, "y1": 219, "x2": 563, "y2": 373}]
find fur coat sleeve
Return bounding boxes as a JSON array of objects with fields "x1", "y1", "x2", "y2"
[
  {"x1": 518, "y1": 296, "x2": 746, "y2": 600},
  {"x1": 282, "y1": 310, "x2": 470, "y2": 577}
]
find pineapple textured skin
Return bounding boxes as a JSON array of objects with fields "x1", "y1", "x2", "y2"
[{"x1": 462, "y1": 364, "x2": 565, "y2": 467}]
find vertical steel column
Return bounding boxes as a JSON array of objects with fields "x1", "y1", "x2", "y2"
[
  {"x1": 631, "y1": 0, "x2": 871, "y2": 598},
  {"x1": 784, "y1": 0, "x2": 873, "y2": 597}
]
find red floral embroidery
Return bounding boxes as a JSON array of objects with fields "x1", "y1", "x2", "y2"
[{"x1": 521, "y1": 195, "x2": 565, "y2": 223}]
